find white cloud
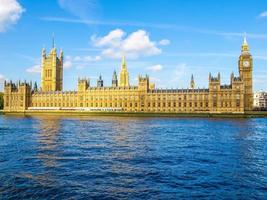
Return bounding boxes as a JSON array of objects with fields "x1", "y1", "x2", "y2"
[
  {"x1": 171, "y1": 63, "x2": 189, "y2": 85},
  {"x1": 0, "y1": 0, "x2": 25, "y2": 32},
  {"x1": 146, "y1": 64, "x2": 163, "y2": 72},
  {"x1": 159, "y1": 39, "x2": 170, "y2": 46},
  {"x1": 254, "y1": 55, "x2": 267, "y2": 60},
  {"x1": 91, "y1": 29, "x2": 163, "y2": 59},
  {"x1": 64, "y1": 55, "x2": 101, "y2": 70},
  {"x1": 83, "y1": 55, "x2": 101, "y2": 62},
  {"x1": 64, "y1": 60, "x2": 72, "y2": 69},
  {"x1": 258, "y1": 11, "x2": 267, "y2": 18},
  {"x1": 26, "y1": 65, "x2": 41, "y2": 74},
  {"x1": 58, "y1": 0, "x2": 98, "y2": 20},
  {"x1": 92, "y1": 29, "x2": 125, "y2": 47},
  {"x1": 0, "y1": 74, "x2": 5, "y2": 91},
  {"x1": 0, "y1": 74, "x2": 5, "y2": 82}
]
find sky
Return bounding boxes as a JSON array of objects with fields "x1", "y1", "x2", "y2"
[{"x1": 0, "y1": 0, "x2": 267, "y2": 92}]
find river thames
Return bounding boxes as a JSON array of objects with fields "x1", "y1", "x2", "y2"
[{"x1": 0, "y1": 115, "x2": 267, "y2": 199}]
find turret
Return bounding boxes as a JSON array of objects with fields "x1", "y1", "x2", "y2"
[
  {"x1": 97, "y1": 75, "x2": 104, "y2": 88},
  {"x1": 112, "y1": 70, "x2": 118, "y2": 87},
  {"x1": 138, "y1": 75, "x2": 149, "y2": 91},
  {"x1": 34, "y1": 82, "x2": 38, "y2": 92},
  {"x1": 230, "y1": 72, "x2": 234, "y2": 85},
  {"x1": 29, "y1": 81, "x2": 32, "y2": 90},
  {"x1": 60, "y1": 49, "x2": 64, "y2": 62},
  {"x1": 42, "y1": 47, "x2": 46, "y2": 58},
  {"x1": 78, "y1": 78, "x2": 89, "y2": 91},
  {"x1": 190, "y1": 74, "x2": 195, "y2": 89}
]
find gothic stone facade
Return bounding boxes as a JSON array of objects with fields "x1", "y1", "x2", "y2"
[{"x1": 4, "y1": 38, "x2": 253, "y2": 114}]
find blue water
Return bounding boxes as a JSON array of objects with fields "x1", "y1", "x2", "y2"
[{"x1": 0, "y1": 116, "x2": 267, "y2": 199}]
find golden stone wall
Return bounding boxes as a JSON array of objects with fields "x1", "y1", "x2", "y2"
[{"x1": 3, "y1": 38, "x2": 253, "y2": 114}]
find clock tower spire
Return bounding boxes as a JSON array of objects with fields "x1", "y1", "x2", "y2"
[
  {"x1": 242, "y1": 36, "x2": 249, "y2": 52},
  {"x1": 238, "y1": 36, "x2": 253, "y2": 111}
]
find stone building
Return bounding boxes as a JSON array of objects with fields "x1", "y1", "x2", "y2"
[
  {"x1": 4, "y1": 38, "x2": 253, "y2": 114},
  {"x1": 254, "y1": 90, "x2": 267, "y2": 110}
]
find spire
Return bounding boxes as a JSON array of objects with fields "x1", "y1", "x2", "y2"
[
  {"x1": 230, "y1": 72, "x2": 234, "y2": 84},
  {"x1": 113, "y1": 70, "x2": 117, "y2": 79},
  {"x1": 122, "y1": 54, "x2": 126, "y2": 69},
  {"x1": 52, "y1": 33, "x2": 56, "y2": 49},
  {"x1": 97, "y1": 74, "x2": 103, "y2": 87},
  {"x1": 119, "y1": 54, "x2": 130, "y2": 87},
  {"x1": 42, "y1": 47, "x2": 46, "y2": 58},
  {"x1": 242, "y1": 34, "x2": 249, "y2": 52},
  {"x1": 243, "y1": 35, "x2": 247, "y2": 45},
  {"x1": 190, "y1": 74, "x2": 195, "y2": 89},
  {"x1": 34, "y1": 82, "x2": 38, "y2": 92}
]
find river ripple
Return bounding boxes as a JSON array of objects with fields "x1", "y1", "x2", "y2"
[{"x1": 0, "y1": 116, "x2": 267, "y2": 199}]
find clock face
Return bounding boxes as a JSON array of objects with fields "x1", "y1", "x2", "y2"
[{"x1": 243, "y1": 61, "x2": 250, "y2": 67}]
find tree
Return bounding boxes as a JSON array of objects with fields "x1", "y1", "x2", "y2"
[{"x1": 0, "y1": 92, "x2": 3, "y2": 110}]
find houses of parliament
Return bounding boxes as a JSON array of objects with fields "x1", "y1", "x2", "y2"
[{"x1": 3, "y1": 38, "x2": 253, "y2": 114}]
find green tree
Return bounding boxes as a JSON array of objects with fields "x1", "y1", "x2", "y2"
[{"x1": 0, "y1": 92, "x2": 3, "y2": 110}]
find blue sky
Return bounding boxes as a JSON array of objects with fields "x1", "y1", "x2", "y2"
[{"x1": 0, "y1": 0, "x2": 267, "y2": 91}]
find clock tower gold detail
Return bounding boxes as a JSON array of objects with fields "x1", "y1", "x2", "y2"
[{"x1": 238, "y1": 37, "x2": 253, "y2": 111}]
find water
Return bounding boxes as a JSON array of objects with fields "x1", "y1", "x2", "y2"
[{"x1": 0, "y1": 115, "x2": 267, "y2": 199}]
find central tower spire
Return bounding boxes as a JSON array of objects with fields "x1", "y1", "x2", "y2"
[
  {"x1": 122, "y1": 54, "x2": 126, "y2": 69},
  {"x1": 119, "y1": 54, "x2": 130, "y2": 87}
]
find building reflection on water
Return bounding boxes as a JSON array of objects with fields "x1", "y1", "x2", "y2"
[{"x1": 35, "y1": 116, "x2": 62, "y2": 168}]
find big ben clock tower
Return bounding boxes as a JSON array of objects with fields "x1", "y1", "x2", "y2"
[{"x1": 238, "y1": 37, "x2": 253, "y2": 111}]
